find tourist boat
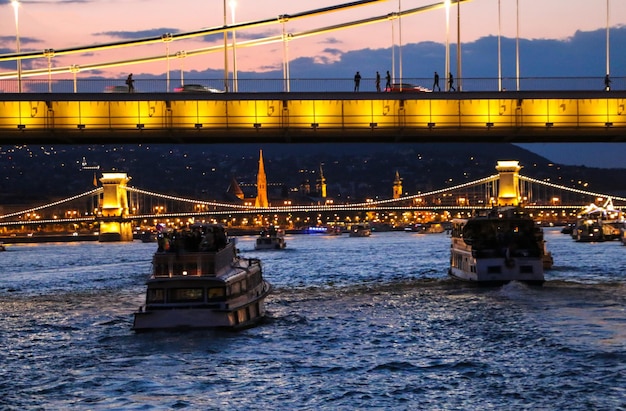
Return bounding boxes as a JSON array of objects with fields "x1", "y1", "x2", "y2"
[
  {"x1": 349, "y1": 224, "x2": 371, "y2": 237},
  {"x1": 132, "y1": 223, "x2": 272, "y2": 331},
  {"x1": 254, "y1": 226, "x2": 287, "y2": 250},
  {"x1": 449, "y1": 207, "x2": 545, "y2": 285},
  {"x1": 573, "y1": 199, "x2": 623, "y2": 242}
]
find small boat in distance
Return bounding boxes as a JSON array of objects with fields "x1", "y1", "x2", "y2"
[
  {"x1": 349, "y1": 224, "x2": 371, "y2": 237},
  {"x1": 255, "y1": 226, "x2": 287, "y2": 250},
  {"x1": 139, "y1": 230, "x2": 157, "y2": 243},
  {"x1": 449, "y1": 207, "x2": 545, "y2": 285},
  {"x1": 132, "y1": 224, "x2": 272, "y2": 331}
]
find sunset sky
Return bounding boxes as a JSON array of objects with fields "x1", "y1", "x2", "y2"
[{"x1": 1, "y1": 0, "x2": 625, "y2": 76}]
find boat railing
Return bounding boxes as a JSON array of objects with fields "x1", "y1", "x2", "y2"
[{"x1": 152, "y1": 242, "x2": 236, "y2": 277}]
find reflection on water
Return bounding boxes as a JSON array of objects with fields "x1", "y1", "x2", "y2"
[{"x1": 0, "y1": 229, "x2": 624, "y2": 410}]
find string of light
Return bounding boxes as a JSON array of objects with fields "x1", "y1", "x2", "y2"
[
  {"x1": 0, "y1": 187, "x2": 103, "y2": 220},
  {"x1": 519, "y1": 175, "x2": 626, "y2": 202}
]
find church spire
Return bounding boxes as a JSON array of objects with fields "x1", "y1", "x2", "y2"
[
  {"x1": 255, "y1": 150, "x2": 269, "y2": 207},
  {"x1": 317, "y1": 163, "x2": 327, "y2": 198},
  {"x1": 393, "y1": 170, "x2": 403, "y2": 199}
]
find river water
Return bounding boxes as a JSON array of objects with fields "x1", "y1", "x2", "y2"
[{"x1": 1, "y1": 228, "x2": 625, "y2": 410}]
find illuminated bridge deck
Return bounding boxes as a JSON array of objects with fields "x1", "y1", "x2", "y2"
[{"x1": 1, "y1": 90, "x2": 625, "y2": 144}]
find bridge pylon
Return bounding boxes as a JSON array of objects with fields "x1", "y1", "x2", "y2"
[
  {"x1": 495, "y1": 161, "x2": 522, "y2": 206},
  {"x1": 97, "y1": 172, "x2": 133, "y2": 242}
]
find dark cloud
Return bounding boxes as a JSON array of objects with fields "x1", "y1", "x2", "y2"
[
  {"x1": 0, "y1": 35, "x2": 42, "y2": 47},
  {"x1": 95, "y1": 28, "x2": 181, "y2": 40},
  {"x1": 320, "y1": 37, "x2": 342, "y2": 45},
  {"x1": 322, "y1": 48, "x2": 343, "y2": 56}
]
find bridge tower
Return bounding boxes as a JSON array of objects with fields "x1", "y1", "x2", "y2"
[
  {"x1": 393, "y1": 170, "x2": 403, "y2": 199},
  {"x1": 317, "y1": 164, "x2": 327, "y2": 199},
  {"x1": 98, "y1": 172, "x2": 134, "y2": 242},
  {"x1": 255, "y1": 150, "x2": 269, "y2": 208},
  {"x1": 495, "y1": 161, "x2": 522, "y2": 206}
]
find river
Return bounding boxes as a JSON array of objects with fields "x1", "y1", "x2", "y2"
[{"x1": 0, "y1": 228, "x2": 624, "y2": 410}]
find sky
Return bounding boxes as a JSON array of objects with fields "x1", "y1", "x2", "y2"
[{"x1": 1, "y1": 0, "x2": 626, "y2": 169}]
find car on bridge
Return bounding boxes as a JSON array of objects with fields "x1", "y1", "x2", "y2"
[
  {"x1": 104, "y1": 85, "x2": 131, "y2": 93},
  {"x1": 174, "y1": 84, "x2": 224, "y2": 93},
  {"x1": 386, "y1": 83, "x2": 432, "y2": 93}
]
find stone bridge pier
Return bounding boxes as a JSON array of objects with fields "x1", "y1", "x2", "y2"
[{"x1": 97, "y1": 172, "x2": 133, "y2": 242}]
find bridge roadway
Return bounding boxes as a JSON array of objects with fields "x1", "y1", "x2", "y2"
[{"x1": 1, "y1": 90, "x2": 625, "y2": 144}]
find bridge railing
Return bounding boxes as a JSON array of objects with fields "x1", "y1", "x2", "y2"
[{"x1": 0, "y1": 77, "x2": 622, "y2": 94}]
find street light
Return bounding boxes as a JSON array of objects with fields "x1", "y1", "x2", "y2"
[
  {"x1": 516, "y1": 0, "x2": 520, "y2": 91},
  {"x1": 229, "y1": 0, "x2": 238, "y2": 92},
  {"x1": 606, "y1": 0, "x2": 610, "y2": 78},
  {"x1": 11, "y1": 0, "x2": 22, "y2": 93},
  {"x1": 444, "y1": 0, "x2": 450, "y2": 91},
  {"x1": 223, "y1": 0, "x2": 229, "y2": 92},
  {"x1": 497, "y1": 0, "x2": 502, "y2": 91},
  {"x1": 398, "y1": 0, "x2": 403, "y2": 86},
  {"x1": 162, "y1": 33, "x2": 173, "y2": 92}
]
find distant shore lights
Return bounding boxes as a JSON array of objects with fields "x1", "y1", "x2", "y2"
[{"x1": 11, "y1": 0, "x2": 22, "y2": 93}]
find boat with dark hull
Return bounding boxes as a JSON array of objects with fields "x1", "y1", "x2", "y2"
[
  {"x1": 133, "y1": 224, "x2": 272, "y2": 331},
  {"x1": 449, "y1": 207, "x2": 545, "y2": 285},
  {"x1": 349, "y1": 224, "x2": 371, "y2": 237},
  {"x1": 254, "y1": 226, "x2": 287, "y2": 250}
]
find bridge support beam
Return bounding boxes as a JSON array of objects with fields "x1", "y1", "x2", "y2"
[
  {"x1": 496, "y1": 161, "x2": 522, "y2": 206},
  {"x1": 98, "y1": 172, "x2": 133, "y2": 242}
]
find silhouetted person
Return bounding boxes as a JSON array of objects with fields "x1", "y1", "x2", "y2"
[
  {"x1": 375, "y1": 71, "x2": 381, "y2": 92},
  {"x1": 433, "y1": 71, "x2": 441, "y2": 91},
  {"x1": 448, "y1": 72, "x2": 456, "y2": 92},
  {"x1": 605, "y1": 74, "x2": 611, "y2": 91},
  {"x1": 385, "y1": 70, "x2": 391, "y2": 91},
  {"x1": 126, "y1": 73, "x2": 135, "y2": 93},
  {"x1": 354, "y1": 71, "x2": 362, "y2": 92}
]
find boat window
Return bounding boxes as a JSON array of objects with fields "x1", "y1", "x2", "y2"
[
  {"x1": 147, "y1": 288, "x2": 165, "y2": 303},
  {"x1": 207, "y1": 287, "x2": 225, "y2": 299},
  {"x1": 487, "y1": 266, "x2": 502, "y2": 274},
  {"x1": 154, "y1": 263, "x2": 169, "y2": 277},
  {"x1": 169, "y1": 288, "x2": 204, "y2": 303}
]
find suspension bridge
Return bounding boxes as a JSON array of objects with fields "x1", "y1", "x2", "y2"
[
  {"x1": 0, "y1": 0, "x2": 625, "y2": 143},
  {"x1": 1, "y1": 162, "x2": 624, "y2": 241}
]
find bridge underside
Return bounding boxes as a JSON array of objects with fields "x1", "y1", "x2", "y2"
[{"x1": 1, "y1": 91, "x2": 624, "y2": 144}]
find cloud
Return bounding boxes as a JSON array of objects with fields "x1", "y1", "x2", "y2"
[
  {"x1": 0, "y1": 35, "x2": 42, "y2": 47},
  {"x1": 95, "y1": 28, "x2": 180, "y2": 40},
  {"x1": 319, "y1": 37, "x2": 342, "y2": 45},
  {"x1": 0, "y1": 0, "x2": 91, "y2": 3}
]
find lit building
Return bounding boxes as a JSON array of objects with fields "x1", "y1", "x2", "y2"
[
  {"x1": 254, "y1": 150, "x2": 269, "y2": 208},
  {"x1": 393, "y1": 170, "x2": 403, "y2": 199}
]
